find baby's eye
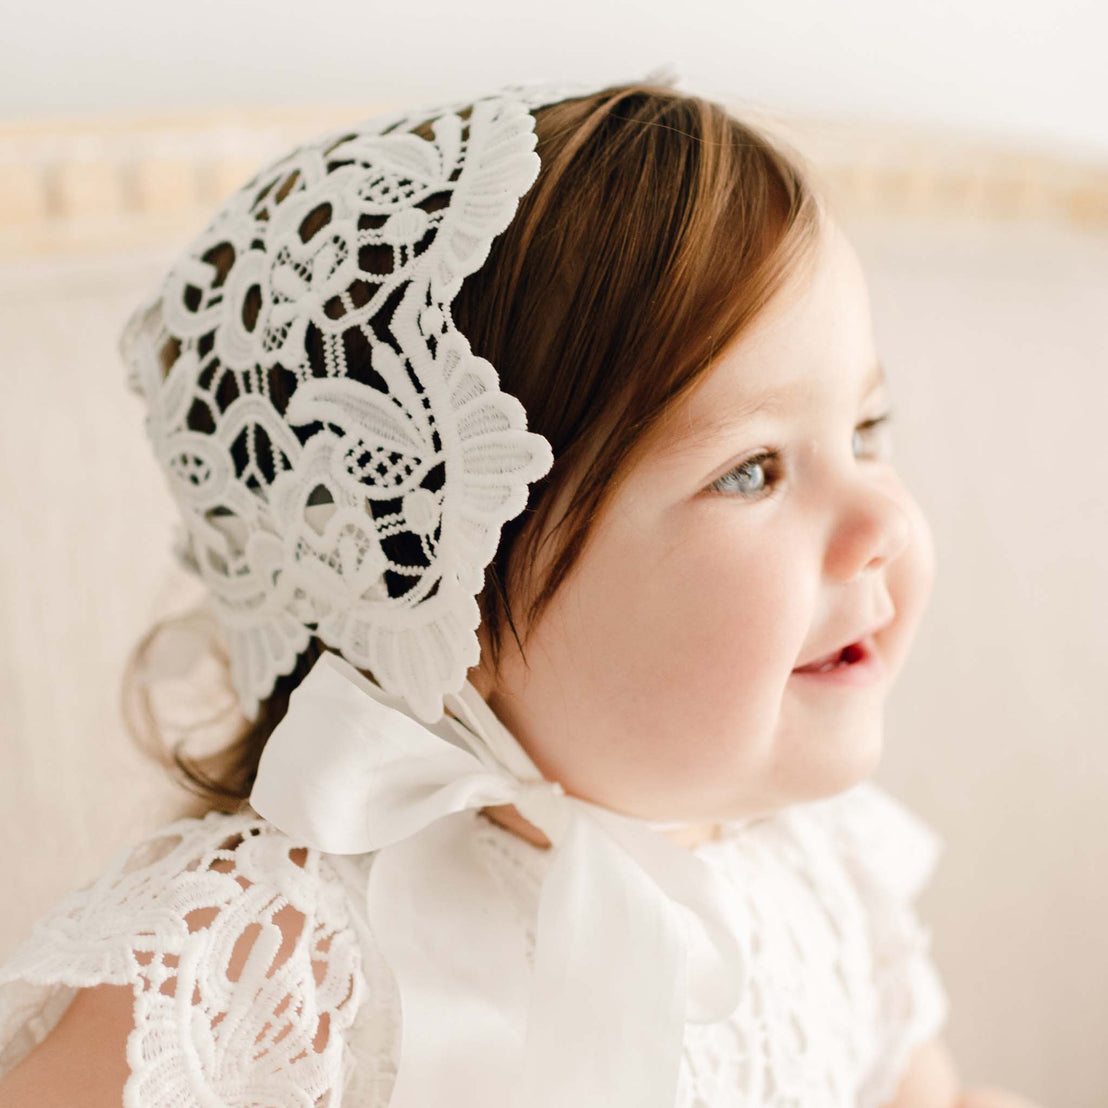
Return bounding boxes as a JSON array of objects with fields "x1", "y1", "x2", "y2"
[
  {"x1": 852, "y1": 411, "x2": 894, "y2": 460},
  {"x1": 708, "y1": 411, "x2": 894, "y2": 500},
  {"x1": 710, "y1": 450, "x2": 780, "y2": 500}
]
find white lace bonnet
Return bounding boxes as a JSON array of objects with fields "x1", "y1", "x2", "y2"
[{"x1": 120, "y1": 68, "x2": 751, "y2": 1108}]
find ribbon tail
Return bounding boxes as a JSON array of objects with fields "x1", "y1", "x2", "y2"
[
  {"x1": 366, "y1": 810, "x2": 532, "y2": 1108},
  {"x1": 587, "y1": 804, "x2": 748, "y2": 1023},
  {"x1": 517, "y1": 809, "x2": 689, "y2": 1108}
]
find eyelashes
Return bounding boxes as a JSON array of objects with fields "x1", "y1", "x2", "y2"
[{"x1": 708, "y1": 412, "x2": 895, "y2": 500}]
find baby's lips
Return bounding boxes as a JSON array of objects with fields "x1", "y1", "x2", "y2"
[
  {"x1": 793, "y1": 616, "x2": 893, "y2": 671},
  {"x1": 792, "y1": 635, "x2": 876, "y2": 673}
]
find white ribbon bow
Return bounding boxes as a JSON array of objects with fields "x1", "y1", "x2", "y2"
[{"x1": 249, "y1": 650, "x2": 748, "y2": 1108}]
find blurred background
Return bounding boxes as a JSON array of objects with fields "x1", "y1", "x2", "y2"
[{"x1": 1, "y1": 2, "x2": 1105, "y2": 1105}]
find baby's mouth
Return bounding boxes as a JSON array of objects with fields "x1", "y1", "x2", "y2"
[{"x1": 792, "y1": 639, "x2": 871, "y2": 674}]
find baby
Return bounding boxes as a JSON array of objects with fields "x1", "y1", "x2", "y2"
[{"x1": 0, "y1": 75, "x2": 1045, "y2": 1108}]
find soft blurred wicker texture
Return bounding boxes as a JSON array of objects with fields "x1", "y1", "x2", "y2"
[
  {"x1": 1, "y1": 104, "x2": 1105, "y2": 260},
  {"x1": 0, "y1": 105, "x2": 1105, "y2": 1106}
]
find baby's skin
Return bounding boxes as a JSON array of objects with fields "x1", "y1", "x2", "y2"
[{"x1": 961, "y1": 1091, "x2": 1045, "y2": 1108}]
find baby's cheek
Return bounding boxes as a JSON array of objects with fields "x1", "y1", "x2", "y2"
[{"x1": 674, "y1": 585, "x2": 798, "y2": 757}]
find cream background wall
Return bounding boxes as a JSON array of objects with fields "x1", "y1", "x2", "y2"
[{"x1": 845, "y1": 213, "x2": 1108, "y2": 1106}]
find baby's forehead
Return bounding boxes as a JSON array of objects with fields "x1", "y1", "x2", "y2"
[{"x1": 663, "y1": 374, "x2": 810, "y2": 443}]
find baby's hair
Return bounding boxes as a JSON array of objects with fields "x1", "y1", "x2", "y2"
[{"x1": 123, "y1": 78, "x2": 826, "y2": 815}]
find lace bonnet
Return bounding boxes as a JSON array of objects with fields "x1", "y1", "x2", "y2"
[
  {"x1": 121, "y1": 68, "x2": 752, "y2": 1108},
  {"x1": 120, "y1": 74, "x2": 635, "y2": 724}
]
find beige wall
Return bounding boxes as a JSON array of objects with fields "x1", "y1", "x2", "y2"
[
  {"x1": 1, "y1": 113, "x2": 1104, "y2": 1106},
  {"x1": 845, "y1": 213, "x2": 1108, "y2": 1106}
]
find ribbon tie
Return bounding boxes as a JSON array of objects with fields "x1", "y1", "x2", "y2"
[{"x1": 249, "y1": 650, "x2": 748, "y2": 1108}]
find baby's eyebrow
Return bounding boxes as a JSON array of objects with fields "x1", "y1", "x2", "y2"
[{"x1": 652, "y1": 360, "x2": 887, "y2": 460}]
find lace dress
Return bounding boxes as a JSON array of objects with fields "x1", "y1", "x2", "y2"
[{"x1": 0, "y1": 780, "x2": 948, "y2": 1107}]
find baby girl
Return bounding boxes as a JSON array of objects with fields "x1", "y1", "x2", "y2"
[{"x1": 0, "y1": 74, "x2": 1044, "y2": 1108}]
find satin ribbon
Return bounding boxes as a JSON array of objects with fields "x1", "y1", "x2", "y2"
[{"x1": 248, "y1": 650, "x2": 748, "y2": 1108}]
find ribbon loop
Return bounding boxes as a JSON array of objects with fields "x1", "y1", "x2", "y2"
[{"x1": 250, "y1": 651, "x2": 519, "y2": 852}]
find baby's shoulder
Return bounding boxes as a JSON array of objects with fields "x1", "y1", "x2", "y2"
[
  {"x1": 0, "y1": 806, "x2": 369, "y2": 1105},
  {"x1": 7, "y1": 805, "x2": 365, "y2": 965}
]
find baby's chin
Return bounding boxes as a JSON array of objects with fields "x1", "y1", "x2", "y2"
[{"x1": 765, "y1": 708, "x2": 887, "y2": 808}]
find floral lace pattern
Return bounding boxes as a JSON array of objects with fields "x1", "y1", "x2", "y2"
[
  {"x1": 0, "y1": 782, "x2": 948, "y2": 1106},
  {"x1": 118, "y1": 80, "x2": 602, "y2": 725},
  {"x1": 0, "y1": 810, "x2": 365, "y2": 1107}
]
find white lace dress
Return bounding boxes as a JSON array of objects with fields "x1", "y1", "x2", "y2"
[{"x1": 0, "y1": 780, "x2": 948, "y2": 1107}]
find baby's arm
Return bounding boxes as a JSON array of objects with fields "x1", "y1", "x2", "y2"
[
  {"x1": 881, "y1": 1037, "x2": 1047, "y2": 1108},
  {"x1": 882, "y1": 1036, "x2": 960, "y2": 1107},
  {"x1": 958, "y1": 1090, "x2": 1047, "y2": 1108}
]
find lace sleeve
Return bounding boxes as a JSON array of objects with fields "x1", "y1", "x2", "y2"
[
  {"x1": 0, "y1": 808, "x2": 366, "y2": 1107},
  {"x1": 808, "y1": 781, "x2": 952, "y2": 1108}
]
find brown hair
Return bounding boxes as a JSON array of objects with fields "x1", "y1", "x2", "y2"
[{"x1": 122, "y1": 79, "x2": 826, "y2": 818}]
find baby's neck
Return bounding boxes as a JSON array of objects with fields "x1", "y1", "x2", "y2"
[{"x1": 478, "y1": 803, "x2": 723, "y2": 850}]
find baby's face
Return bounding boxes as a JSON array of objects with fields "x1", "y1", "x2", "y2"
[{"x1": 470, "y1": 220, "x2": 935, "y2": 830}]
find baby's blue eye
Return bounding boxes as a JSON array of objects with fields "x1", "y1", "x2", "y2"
[
  {"x1": 712, "y1": 451, "x2": 777, "y2": 499},
  {"x1": 709, "y1": 412, "x2": 894, "y2": 500}
]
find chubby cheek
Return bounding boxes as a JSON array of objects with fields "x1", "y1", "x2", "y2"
[
  {"x1": 655, "y1": 524, "x2": 805, "y2": 738},
  {"x1": 557, "y1": 509, "x2": 811, "y2": 813}
]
